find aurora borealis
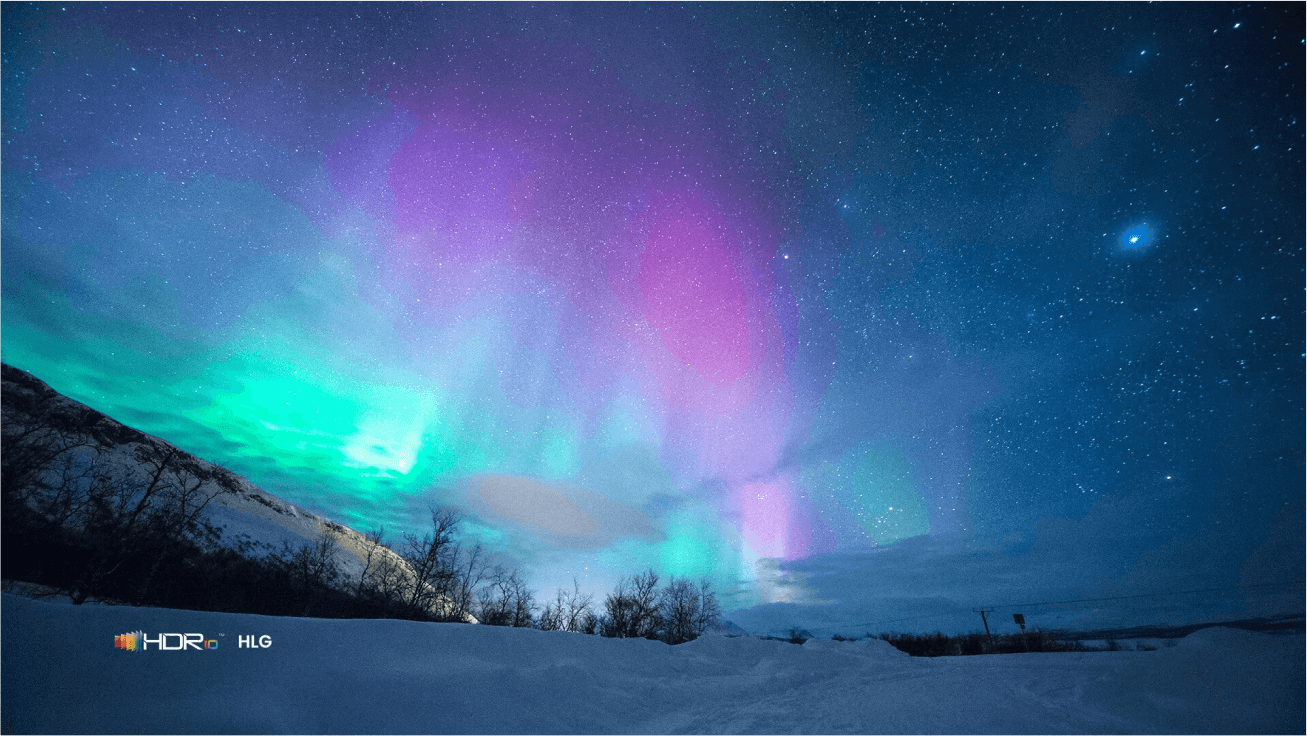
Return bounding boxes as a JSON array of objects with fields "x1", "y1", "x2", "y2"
[{"x1": 3, "y1": 3, "x2": 1302, "y2": 634}]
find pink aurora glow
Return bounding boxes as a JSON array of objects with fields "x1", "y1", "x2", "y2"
[{"x1": 319, "y1": 39, "x2": 829, "y2": 562}]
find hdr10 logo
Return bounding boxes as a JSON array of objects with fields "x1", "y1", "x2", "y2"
[{"x1": 114, "y1": 631, "x2": 272, "y2": 651}]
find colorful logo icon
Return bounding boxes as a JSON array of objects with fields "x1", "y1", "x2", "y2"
[{"x1": 114, "y1": 631, "x2": 143, "y2": 651}]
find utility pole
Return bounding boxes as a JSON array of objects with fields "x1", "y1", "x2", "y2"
[{"x1": 974, "y1": 608, "x2": 995, "y2": 649}]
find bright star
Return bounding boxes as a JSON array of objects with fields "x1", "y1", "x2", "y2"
[{"x1": 1120, "y1": 224, "x2": 1155, "y2": 251}]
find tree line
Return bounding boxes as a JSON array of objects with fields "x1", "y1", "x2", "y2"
[
  {"x1": 332, "y1": 508, "x2": 722, "y2": 644},
  {"x1": 1, "y1": 364, "x2": 720, "y2": 643}
]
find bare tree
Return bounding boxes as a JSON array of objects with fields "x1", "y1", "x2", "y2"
[
  {"x1": 563, "y1": 578, "x2": 596, "y2": 633},
  {"x1": 1, "y1": 385, "x2": 100, "y2": 513},
  {"x1": 284, "y1": 529, "x2": 343, "y2": 616},
  {"x1": 600, "y1": 567, "x2": 664, "y2": 639},
  {"x1": 477, "y1": 565, "x2": 536, "y2": 627},
  {"x1": 659, "y1": 577, "x2": 701, "y2": 645},
  {"x1": 357, "y1": 528, "x2": 405, "y2": 614},
  {"x1": 47, "y1": 442, "x2": 229, "y2": 605},
  {"x1": 400, "y1": 509, "x2": 460, "y2": 614},
  {"x1": 382, "y1": 508, "x2": 490, "y2": 622},
  {"x1": 357, "y1": 528, "x2": 386, "y2": 596},
  {"x1": 512, "y1": 578, "x2": 538, "y2": 627},
  {"x1": 598, "y1": 570, "x2": 721, "y2": 644},
  {"x1": 600, "y1": 577, "x2": 637, "y2": 637},
  {"x1": 477, "y1": 565, "x2": 513, "y2": 626},
  {"x1": 538, "y1": 601, "x2": 560, "y2": 630},
  {"x1": 442, "y1": 540, "x2": 488, "y2": 622},
  {"x1": 3, "y1": 389, "x2": 227, "y2": 554},
  {"x1": 540, "y1": 578, "x2": 595, "y2": 633},
  {"x1": 306, "y1": 530, "x2": 343, "y2": 588},
  {"x1": 694, "y1": 579, "x2": 722, "y2": 636},
  {"x1": 630, "y1": 568, "x2": 664, "y2": 639},
  {"x1": 124, "y1": 444, "x2": 225, "y2": 547},
  {"x1": 20, "y1": 447, "x2": 105, "y2": 531}
]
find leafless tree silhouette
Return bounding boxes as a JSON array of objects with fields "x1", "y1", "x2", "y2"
[
  {"x1": 477, "y1": 565, "x2": 537, "y2": 627},
  {"x1": 540, "y1": 578, "x2": 595, "y2": 633},
  {"x1": 660, "y1": 578, "x2": 702, "y2": 645}
]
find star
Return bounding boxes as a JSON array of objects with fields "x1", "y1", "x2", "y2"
[{"x1": 1121, "y1": 224, "x2": 1156, "y2": 251}]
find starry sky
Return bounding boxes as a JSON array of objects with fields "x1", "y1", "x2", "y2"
[{"x1": 3, "y1": 2, "x2": 1302, "y2": 635}]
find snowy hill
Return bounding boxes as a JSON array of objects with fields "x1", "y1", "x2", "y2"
[
  {"x1": 1, "y1": 363, "x2": 467, "y2": 619},
  {"x1": 2, "y1": 593, "x2": 1302, "y2": 734},
  {"x1": 706, "y1": 618, "x2": 750, "y2": 636}
]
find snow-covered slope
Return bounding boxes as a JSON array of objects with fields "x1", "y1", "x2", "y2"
[
  {"x1": 3, "y1": 593, "x2": 1302, "y2": 734},
  {"x1": 4, "y1": 365, "x2": 332, "y2": 537},
  {"x1": 1, "y1": 364, "x2": 422, "y2": 602}
]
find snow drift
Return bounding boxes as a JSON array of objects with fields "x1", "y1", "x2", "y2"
[{"x1": 2, "y1": 593, "x2": 1302, "y2": 734}]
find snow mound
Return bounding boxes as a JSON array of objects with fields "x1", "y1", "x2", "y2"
[
  {"x1": 856, "y1": 636, "x2": 913, "y2": 660},
  {"x1": 1175, "y1": 625, "x2": 1283, "y2": 651},
  {"x1": 679, "y1": 632, "x2": 795, "y2": 657}
]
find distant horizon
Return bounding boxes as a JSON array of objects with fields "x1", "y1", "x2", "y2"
[
  {"x1": 726, "y1": 601, "x2": 1307, "y2": 640},
  {"x1": 2, "y1": 571, "x2": 1304, "y2": 640}
]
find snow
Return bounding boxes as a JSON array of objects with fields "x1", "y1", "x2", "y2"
[{"x1": 3, "y1": 593, "x2": 1302, "y2": 734}]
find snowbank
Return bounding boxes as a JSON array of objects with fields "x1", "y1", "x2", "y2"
[{"x1": 2, "y1": 593, "x2": 1301, "y2": 734}]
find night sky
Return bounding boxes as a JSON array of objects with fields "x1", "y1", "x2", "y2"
[{"x1": 3, "y1": 2, "x2": 1302, "y2": 635}]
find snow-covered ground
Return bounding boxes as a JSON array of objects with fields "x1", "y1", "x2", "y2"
[{"x1": 2, "y1": 593, "x2": 1301, "y2": 734}]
